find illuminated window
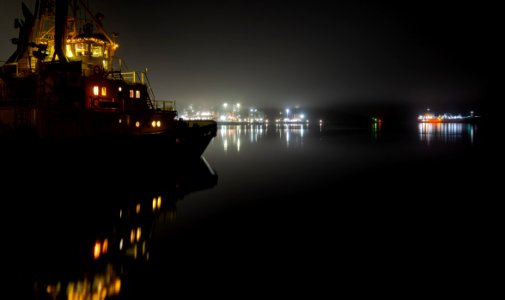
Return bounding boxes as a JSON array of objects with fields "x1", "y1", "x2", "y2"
[
  {"x1": 65, "y1": 45, "x2": 74, "y2": 58},
  {"x1": 93, "y1": 86, "x2": 99, "y2": 96},
  {"x1": 91, "y1": 44, "x2": 103, "y2": 57},
  {"x1": 75, "y1": 43, "x2": 86, "y2": 56},
  {"x1": 129, "y1": 90, "x2": 134, "y2": 98},
  {"x1": 101, "y1": 87, "x2": 107, "y2": 96},
  {"x1": 135, "y1": 90, "x2": 141, "y2": 99}
]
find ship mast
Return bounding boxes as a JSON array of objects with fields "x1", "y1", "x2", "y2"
[
  {"x1": 53, "y1": 0, "x2": 69, "y2": 62},
  {"x1": 77, "y1": 0, "x2": 117, "y2": 46}
]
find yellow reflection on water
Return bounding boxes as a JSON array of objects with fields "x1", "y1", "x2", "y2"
[
  {"x1": 130, "y1": 228, "x2": 135, "y2": 243},
  {"x1": 64, "y1": 264, "x2": 121, "y2": 300},
  {"x1": 94, "y1": 241, "x2": 101, "y2": 259},
  {"x1": 23, "y1": 157, "x2": 218, "y2": 299},
  {"x1": 136, "y1": 227, "x2": 141, "y2": 241},
  {"x1": 102, "y1": 239, "x2": 108, "y2": 254}
]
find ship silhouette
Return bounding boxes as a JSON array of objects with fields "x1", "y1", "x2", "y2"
[{"x1": 0, "y1": 0, "x2": 216, "y2": 158}]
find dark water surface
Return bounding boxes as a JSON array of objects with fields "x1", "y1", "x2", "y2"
[{"x1": 1, "y1": 121, "x2": 497, "y2": 298}]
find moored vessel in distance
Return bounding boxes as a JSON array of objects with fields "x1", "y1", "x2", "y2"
[
  {"x1": 0, "y1": 0, "x2": 216, "y2": 157},
  {"x1": 417, "y1": 109, "x2": 481, "y2": 123}
]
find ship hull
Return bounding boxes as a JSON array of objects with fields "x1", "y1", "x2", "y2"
[
  {"x1": 1, "y1": 125, "x2": 216, "y2": 153},
  {"x1": 1, "y1": 103, "x2": 217, "y2": 156},
  {"x1": 1, "y1": 118, "x2": 217, "y2": 163},
  {"x1": 1, "y1": 121, "x2": 217, "y2": 194}
]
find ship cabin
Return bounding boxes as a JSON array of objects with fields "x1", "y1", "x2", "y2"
[
  {"x1": 66, "y1": 24, "x2": 153, "y2": 113},
  {"x1": 85, "y1": 77, "x2": 150, "y2": 112},
  {"x1": 66, "y1": 31, "x2": 116, "y2": 77}
]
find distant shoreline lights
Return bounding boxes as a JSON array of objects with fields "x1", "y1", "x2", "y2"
[{"x1": 417, "y1": 109, "x2": 479, "y2": 123}]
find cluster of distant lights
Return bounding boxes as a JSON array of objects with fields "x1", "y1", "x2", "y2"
[
  {"x1": 418, "y1": 113, "x2": 466, "y2": 123},
  {"x1": 218, "y1": 116, "x2": 266, "y2": 123},
  {"x1": 275, "y1": 118, "x2": 309, "y2": 124},
  {"x1": 418, "y1": 109, "x2": 476, "y2": 123},
  {"x1": 179, "y1": 104, "x2": 327, "y2": 127}
]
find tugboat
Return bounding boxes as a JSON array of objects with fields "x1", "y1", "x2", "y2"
[{"x1": 0, "y1": 0, "x2": 216, "y2": 157}]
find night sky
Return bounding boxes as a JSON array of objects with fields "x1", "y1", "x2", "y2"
[{"x1": 0, "y1": 0, "x2": 499, "y2": 116}]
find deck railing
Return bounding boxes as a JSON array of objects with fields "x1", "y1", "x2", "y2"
[
  {"x1": 152, "y1": 100, "x2": 176, "y2": 111},
  {"x1": 119, "y1": 71, "x2": 144, "y2": 84}
]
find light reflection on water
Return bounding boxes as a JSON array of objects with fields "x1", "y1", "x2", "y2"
[
  {"x1": 275, "y1": 123, "x2": 307, "y2": 148},
  {"x1": 371, "y1": 120, "x2": 383, "y2": 140},
  {"x1": 418, "y1": 123, "x2": 477, "y2": 145},
  {"x1": 217, "y1": 123, "x2": 310, "y2": 152},
  {"x1": 4, "y1": 120, "x2": 487, "y2": 298},
  {"x1": 219, "y1": 124, "x2": 268, "y2": 152},
  {"x1": 44, "y1": 191, "x2": 166, "y2": 300},
  {"x1": 9, "y1": 157, "x2": 218, "y2": 299}
]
